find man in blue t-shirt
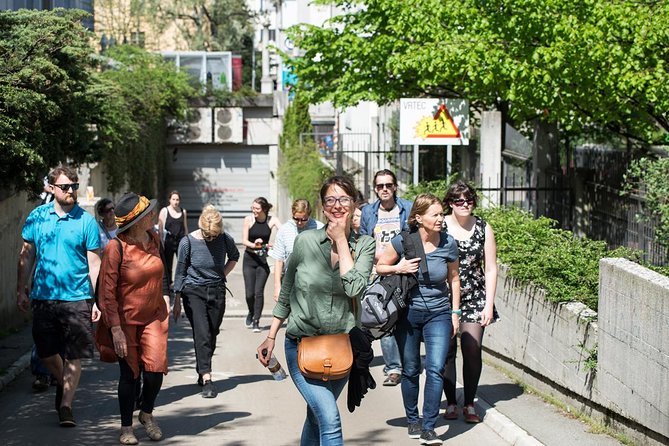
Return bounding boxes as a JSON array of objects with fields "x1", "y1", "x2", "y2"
[
  {"x1": 360, "y1": 169, "x2": 413, "y2": 386},
  {"x1": 16, "y1": 165, "x2": 101, "y2": 428}
]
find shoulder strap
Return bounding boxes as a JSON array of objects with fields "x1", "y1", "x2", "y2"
[
  {"x1": 99, "y1": 221, "x2": 112, "y2": 241},
  {"x1": 401, "y1": 230, "x2": 430, "y2": 281},
  {"x1": 113, "y1": 238, "x2": 123, "y2": 272}
]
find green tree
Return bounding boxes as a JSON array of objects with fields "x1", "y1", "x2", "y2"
[
  {"x1": 0, "y1": 9, "x2": 195, "y2": 197},
  {"x1": 93, "y1": 45, "x2": 195, "y2": 195},
  {"x1": 623, "y1": 150, "x2": 669, "y2": 246},
  {"x1": 0, "y1": 9, "x2": 98, "y2": 194},
  {"x1": 287, "y1": 0, "x2": 669, "y2": 145},
  {"x1": 142, "y1": 0, "x2": 258, "y2": 88},
  {"x1": 278, "y1": 92, "x2": 333, "y2": 203}
]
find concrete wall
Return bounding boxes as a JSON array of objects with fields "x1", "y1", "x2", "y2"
[
  {"x1": 485, "y1": 260, "x2": 669, "y2": 445},
  {"x1": 598, "y1": 258, "x2": 669, "y2": 440},
  {"x1": 0, "y1": 192, "x2": 39, "y2": 331}
]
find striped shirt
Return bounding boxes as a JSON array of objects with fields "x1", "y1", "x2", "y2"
[
  {"x1": 173, "y1": 233, "x2": 240, "y2": 292},
  {"x1": 270, "y1": 218, "x2": 323, "y2": 269}
]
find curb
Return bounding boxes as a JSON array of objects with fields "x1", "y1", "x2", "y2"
[
  {"x1": 477, "y1": 395, "x2": 544, "y2": 446},
  {"x1": 0, "y1": 351, "x2": 31, "y2": 393}
]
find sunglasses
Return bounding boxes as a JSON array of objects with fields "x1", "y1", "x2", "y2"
[
  {"x1": 52, "y1": 183, "x2": 80, "y2": 192},
  {"x1": 452, "y1": 198, "x2": 474, "y2": 206},
  {"x1": 105, "y1": 206, "x2": 115, "y2": 213},
  {"x1": 293, "y1": 217, "x2": 309, "y2": 223},
  {"x1": 375, "y1": 183, "x2": 395, "y2": 191}
]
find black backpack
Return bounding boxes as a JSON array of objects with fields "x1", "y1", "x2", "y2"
[{"x1": 360, "y1": 230, "x2": 429, "y2": 339}]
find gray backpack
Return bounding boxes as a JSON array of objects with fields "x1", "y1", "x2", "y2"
[{"x1": 360, "y1": 230, "x2": 429, "y2": 339}]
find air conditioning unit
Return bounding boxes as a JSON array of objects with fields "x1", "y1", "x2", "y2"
[
  {"x1": 214, "y1": 107, "x2": 243, "y2": 143},
  {"x1": 167, "y1": 107, "x2": 213, "y2": 144}
]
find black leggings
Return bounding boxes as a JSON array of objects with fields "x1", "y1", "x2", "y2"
[
  {"x1": 243, "y1": 252, "x2": 270, "y2": 321},
  {"x1": 443, "y1": 322, "x2": 485, "y2": 405},
  {"x1": 163, "y1": 237, "x2": 181, "y2": 286},
  {"x1": 118, "y1": 360, "x2": 163, "y2": 426}
]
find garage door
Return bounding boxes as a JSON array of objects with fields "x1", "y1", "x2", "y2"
[{"x1": 166, "y1": 145, "x2": 270, "y2": 242}]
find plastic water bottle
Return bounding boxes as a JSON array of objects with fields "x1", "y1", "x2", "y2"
[{"x1": 262, "y1": 349, "x2": 287, "y2": 381}]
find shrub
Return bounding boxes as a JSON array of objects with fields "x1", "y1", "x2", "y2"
[{"x1": 477, "y1": 207, "x2": 639, "y2": 310}]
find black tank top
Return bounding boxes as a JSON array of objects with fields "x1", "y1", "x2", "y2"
[
  {"x1": 248, "y1": 217, "x2": 271, "y2": 244},
  {"x1": 165, "y1": 208, "x2": 185, "y2": 241}
]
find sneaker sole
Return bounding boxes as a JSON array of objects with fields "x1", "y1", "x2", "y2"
[
  {"x1": 59, "y1": 419, "x2": 76, "y2": 428},
  {"x1": 409, "y1": 433, "x2": 421, "y2": 439},
  {"x1": 420, "y1": 440, "x2": 441, "y2": 445}
]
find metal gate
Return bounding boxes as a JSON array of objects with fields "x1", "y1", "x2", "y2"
[{"x1": 166, "y1": 145, "x2": 269, "y2": 241}]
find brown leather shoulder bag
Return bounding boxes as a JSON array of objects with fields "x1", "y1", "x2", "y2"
[{"x1": 297, "y1": 333, "x2": 353, "y2": 381}]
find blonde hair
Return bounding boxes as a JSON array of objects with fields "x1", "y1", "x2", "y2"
[
  {"x1": 291, "y1": 199, "x2": 311, "y2": 215},
  {"x1": 407, "y1": 193, "x2": 442, "y2": 229},
  {"x1": 199, "y1": 204, "x2": 223, "y2": 239}
]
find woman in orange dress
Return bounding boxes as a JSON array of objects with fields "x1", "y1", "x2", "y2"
[{"x1": 97, "y1": 192, "x2": 170, "y2": 445}]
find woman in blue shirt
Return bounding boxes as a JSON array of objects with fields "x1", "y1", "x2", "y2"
[{"x1": 376, "y1": 193, "x2": 461, "y2": 446}]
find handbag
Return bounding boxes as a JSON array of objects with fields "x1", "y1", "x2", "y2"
[{"x1": 297, "y1": 333, "x2": 353, "y2": 381}]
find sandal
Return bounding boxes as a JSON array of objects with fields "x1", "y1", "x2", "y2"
[
  {"x1": 463, "y1": 404, "x2": 481, "y2": 423},
  {"x1": 443, "y1": 404, "x2": 458, "y2": 420},
  {"x1": 139, "y1": 410, "x2": 163, "y2": 441},
  {"x1": 120, "y1": 426, "x2": 138, "y2": 445}
]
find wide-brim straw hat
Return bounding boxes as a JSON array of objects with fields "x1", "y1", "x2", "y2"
[{"x1": 114, "y1": 192, "x2": 157, "y2": 233}]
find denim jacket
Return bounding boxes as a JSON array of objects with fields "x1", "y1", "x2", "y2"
[{"x1": 359, "y1": 197, "x2": 413, "y2": 236}]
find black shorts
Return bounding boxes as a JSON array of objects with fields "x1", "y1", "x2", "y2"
[{"x1": 32, "y1": 299, "x2": 94, "y2": 360}]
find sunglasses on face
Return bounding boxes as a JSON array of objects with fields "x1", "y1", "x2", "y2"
[
  {"x1": 293, "y1": 217, "x2": 309, "y2": 223},
  {"x1": 105, "y1": 207, "x2": 115, "y2": 213},
  {"x1": 375, "y1": 183, "x2": 395, "y2": 191},
  {"x1": 52, "y1": 183, "x2": 80, "y2": 192},
  {"x1": 452, "y1": 198, "x2": 474, "y2": 206}
]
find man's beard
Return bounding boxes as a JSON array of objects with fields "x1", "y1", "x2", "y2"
[{"x1": 55, "y1": 193, "x2": 76, "y2": 207}]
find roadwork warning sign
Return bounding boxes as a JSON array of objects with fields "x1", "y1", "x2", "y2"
[{"x1": 400, "y1": 99, "x2": 469, "y2": 145}]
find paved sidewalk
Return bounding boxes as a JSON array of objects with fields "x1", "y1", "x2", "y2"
[{"x1": 0, "y1": 261, "x2": 623, "y2": 445}]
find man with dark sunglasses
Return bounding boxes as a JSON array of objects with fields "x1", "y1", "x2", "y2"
[
  {"x1": 360, "y1": 169, "x2": 413, "y2": 386},
  {"x1": 17, "y1": 165, "x2": 101, "y2": 428}
]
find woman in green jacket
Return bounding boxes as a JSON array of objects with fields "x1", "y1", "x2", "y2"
[{"x1": 257, "y1": 176, "x2": 375, "y2": 446}]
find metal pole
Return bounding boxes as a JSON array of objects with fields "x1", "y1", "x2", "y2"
[
  {"x1": 446, "y1": 144, "x2": 453, "y2": 178},
  {"x1": 413, "y1": 144, "x2": 419, "y2": 185}
]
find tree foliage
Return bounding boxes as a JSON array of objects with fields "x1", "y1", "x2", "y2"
[
  {"x1": 93, "y1": 46, "x2": 195, "y2": 195},
  {"x1": 623, "y1": 149, "x2": 669, "y2": 246},
  {"x1": 0, "y1": 9, "x2": 98, "y2": 194},
  {"x1": 287, "y1": 0, "x2": 669, "y2": 145},
  {"x1": 278, "y1": 93, "x2": 333, "y2": 203},
  {"x1": 138, "y1": 0, "x2": 258, "y2": 87},
  {"x1": 0, "y1": 9, "x2": 195, "y2": 197}
]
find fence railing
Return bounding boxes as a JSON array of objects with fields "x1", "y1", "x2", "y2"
[
  {"x1": 477, "y1": 173, "x2": 574, "y2": 230},
  {"x1": 584, "y1": 181, "x2": 667, "y2": 265}
]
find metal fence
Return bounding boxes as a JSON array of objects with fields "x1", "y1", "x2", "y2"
[
  {"x1": 477, "y1": 172, "x2": 574, "y2": 230},
  {"x1": 584, "y1": 181, "x2": 667, "y2": 265}
]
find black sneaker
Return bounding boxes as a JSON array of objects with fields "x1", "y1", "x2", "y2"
[
  {"x1": 252, "y1": 321, "x2": 261, "y2": 333},
  {"x1": 55, "y1": 384, "x2": 63, "y2": 411},
  {"x1": 32, "y1": 375, "x2": 50, "y2": 393},
  {"x1": 58, "y1": 406, "x2": 76, "y2": 427},
  {"x1": 201, "y1": 380, "x2": 218, "y2": 398},
  {"x1": 245, "y1": 314, "x2": 253, "y2": 328},
  {"x1": 408, "y1": 422, "x2": 422, "y2": 439},
  {"x1": 419, "y1": 429, "x2": 442, "y2": 445}
]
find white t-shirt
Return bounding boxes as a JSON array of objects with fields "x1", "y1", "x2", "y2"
[{"x1": 373, "y1": 205, "x2": 401, "y2": 258}]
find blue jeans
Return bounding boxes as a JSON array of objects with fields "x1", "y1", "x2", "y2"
[
  {"x1": 381, "y1": 335, "x2": 402, "y2": 375},
  {"x1": 285, "y1": 338, "x2": 348, "y2": 446},
  {"x1": 395, "y1": 307, "x2": 452, "y2": 431}
]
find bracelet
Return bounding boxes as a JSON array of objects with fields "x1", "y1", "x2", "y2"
[
  {"x1": 266, "y1": 336, "x2": 276, "y2": 340},
  {"x1": 452, "y1": 309, "x2": 462, "y2": 315}
]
